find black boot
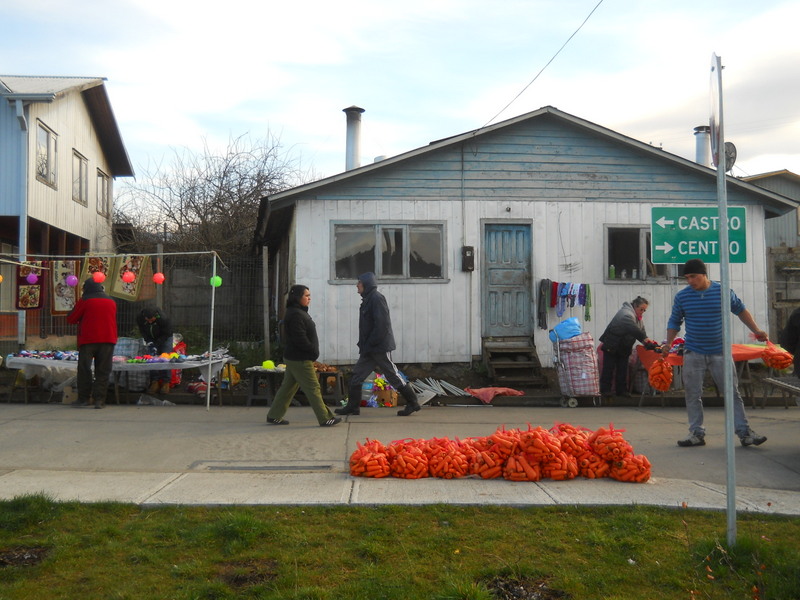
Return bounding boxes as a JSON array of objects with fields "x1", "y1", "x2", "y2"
[
  {"x1": 396, "y1": 384, "x2": 421, "y2": 416},
  {"x1": 335, "y1": 386, "x2": 362, "y2": 415}
]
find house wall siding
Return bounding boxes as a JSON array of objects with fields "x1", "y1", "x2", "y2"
[
  {"x1": 26, "y1": 90, "x2": 114, "y2": 251},
  {"x1": 285, "y1": 115, "x2": 772, "y2": 366},
  {"x1": 0, "y1": 100, "x2": 25, "y2": 217}
]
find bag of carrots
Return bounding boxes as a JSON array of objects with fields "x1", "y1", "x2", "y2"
[
  {"x1": 386, "y1": 439, "x2": 429, "y2": 479},
  {"x1": 426, "y1": 438, "x2": 471, "y2": 479},
  {"x1": 578, "y1": 453, "x2": 610, "y2": 479},
  {"x1": 503, "y1": 452, "x2": 541, "y2": 482},
  {"x1": 549, "y1": 422, "x2": 592, "y2": 458},
  {"x1": 469, "y1": 449, "x2": 504, "y2": 479},
  {"x1": 540, "y1": 450, "x2": 578, "y2": 480},
  {"x1": 609, "y1": 454, "x2": 651, "y2": 483},
  {"x1": 761, "y1": 341, "x2": 793, "y2": 370},
  {"x1": 648, "y1": 357, "x2": 673, "y2": 392},
  {"x1": 517, "y1": 425, "x2": 561, "y2": 462},
  {"x1": 588, "y1": 425, "x2": 633, "y2": 461},
  {"x1": 349, "y1": 439, "x2": 390, "y2": 478}
]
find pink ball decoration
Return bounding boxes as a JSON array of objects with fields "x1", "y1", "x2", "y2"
[
  {"x1": 66, "y1": 274, "x2": 79, "y2": 287},
  {"x1": 26, "y1": 273, "x2": 39, "y2": 284},
  {"x1": 122, "y1": 271, "x2": 135, "y2": 283},
  {"x1": 92, "y1": 271, "x2": 106, "y2": 283},
  {"x1": 153, "y1": 272, "x2": 166, "y2": 285}
]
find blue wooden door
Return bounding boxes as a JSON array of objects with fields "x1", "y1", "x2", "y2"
[{"x1": 483, "y1": 224, "x2": 532, "y2": 337}]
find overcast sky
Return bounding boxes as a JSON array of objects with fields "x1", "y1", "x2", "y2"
[{"x1": 2, "y1": 0, "x2": 798, "y2": 183}]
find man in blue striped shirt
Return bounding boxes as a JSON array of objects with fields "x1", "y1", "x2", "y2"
[{"x1": 666, "y1": 259, "x2": 768, "y2": 448}]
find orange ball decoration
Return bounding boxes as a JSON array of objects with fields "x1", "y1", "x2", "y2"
[
  {"x1": 153, "y1": 272, "x2": 165, "y2": 285},
  {"x1": 122, "y1": 271, "x2": 135, "y2": 283}
]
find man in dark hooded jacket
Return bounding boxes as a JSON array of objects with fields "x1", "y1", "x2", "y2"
[
  {"x1": 66, "y1": 279, "x2": 118, "y2": 408},
  {"x1": 335, "y1": 272, "x2": 422, "y2": 417},
  {"x1": 136, "y1": 306, "x2": 174, "y2": 394}
]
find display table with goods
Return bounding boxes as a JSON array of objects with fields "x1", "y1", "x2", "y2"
[
  {"x1": 245, "y1": 361, "x2": 344, "y2": 407},
  {"x1": 5, "y1": 350, "x2": 233, "y2": 405},
  {"x1": 635, "y1": 340, "x2": 793, "y2": 407}
]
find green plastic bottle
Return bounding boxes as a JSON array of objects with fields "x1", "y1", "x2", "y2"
[{"x1": 609, "y1": 264, "x2": 616, "y2": 279}]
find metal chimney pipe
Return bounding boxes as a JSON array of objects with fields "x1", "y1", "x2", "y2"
[
  {"x1": 343, "y1": 106, "x2": 365, "y2": 171},
  {"x1": 694, "y1": 125, "x2": 711, "y2": 167}
]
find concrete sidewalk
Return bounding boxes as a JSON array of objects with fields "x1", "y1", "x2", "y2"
[{"x1": 1, "y1": 402, "x2": 798, "y2": 515}]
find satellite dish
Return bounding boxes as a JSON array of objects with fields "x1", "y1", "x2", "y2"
[{"x1": 724, "y1": 142, "x2": 737, "y2": 172}]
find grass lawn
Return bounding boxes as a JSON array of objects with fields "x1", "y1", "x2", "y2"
[{"x1": 1, "y1": 493, "x2": 798, "y2": 599}]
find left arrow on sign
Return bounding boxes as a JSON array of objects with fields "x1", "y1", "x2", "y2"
[{"x1": 656, "y1": 216, "x2": 675, "y2": 228}]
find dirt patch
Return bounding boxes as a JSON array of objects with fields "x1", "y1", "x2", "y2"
[
  {"x1": 217, "y1": 558, "x2": 279, "y2": 588},
  {"x1": 483, "y1": 575, "x2": 571, "y2": 600},
  {"x1": 0, "y1": 546, "x2": 50, "y2": 567}
]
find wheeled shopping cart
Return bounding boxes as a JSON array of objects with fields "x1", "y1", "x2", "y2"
[{"x1": 551, "y1": 331, "x2": 601, "y2": 407}]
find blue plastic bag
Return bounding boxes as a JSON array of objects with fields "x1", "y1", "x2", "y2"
[{"x1": 549, "y1": 317, "x2": 582, "y2": 343}]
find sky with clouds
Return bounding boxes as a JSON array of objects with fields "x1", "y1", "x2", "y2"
[{"x1": 2, "y1": 0, "x2": 798, "y2": 184}]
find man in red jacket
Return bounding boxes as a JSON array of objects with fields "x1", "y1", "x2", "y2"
[{"x1": 66, "y1": 279, "x2": 118, "y2": 408}]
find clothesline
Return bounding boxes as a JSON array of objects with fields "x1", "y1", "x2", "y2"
[{"x1": 537, "y1": 279, "x2": 592, "y2": 330}]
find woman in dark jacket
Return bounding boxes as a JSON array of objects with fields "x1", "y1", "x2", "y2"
[
  {"x1": 599, "y1": 296, "x2": 656, "y2": 397},
  {"x1": 266, "y1": 285, "x2": 340, "y2": 427}
]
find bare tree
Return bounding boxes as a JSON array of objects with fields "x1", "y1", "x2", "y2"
[{"x1": 115, "y1": 133, "x2": 314, "y2": 257}]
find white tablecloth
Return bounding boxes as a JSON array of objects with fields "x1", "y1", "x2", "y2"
[{"x1": 5, "y1": 355, "x2": 230, "y2": 383}]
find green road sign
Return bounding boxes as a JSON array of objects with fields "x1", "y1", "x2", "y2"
[{"x1": 651, "y1": 207, "x2": 746, "y2": 264}]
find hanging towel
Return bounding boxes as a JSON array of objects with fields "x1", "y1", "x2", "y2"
[
  {"x1": 584, "y1": 284, "x2": 592, "y2": 321},
  {"x1": 537, "y1": 279, "x2": 550, "y2": 329},
  {"x1": 550, "y1": 281, "x2": 559, "y2": 307},
  {"x1": 556, "y1": 282, "x2": 569, "y2": 317}
]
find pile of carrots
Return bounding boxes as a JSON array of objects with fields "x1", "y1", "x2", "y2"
[{"x1": 349, "y1": 423, "x2": 650, "y2": 483}]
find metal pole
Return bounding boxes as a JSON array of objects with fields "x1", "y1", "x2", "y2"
[
  {"x1": 206, "y1": 253, "x2": 217, "y2": 411},
  {"x1": 712, "y1": 53, "x2": 737, "y2": 546}
]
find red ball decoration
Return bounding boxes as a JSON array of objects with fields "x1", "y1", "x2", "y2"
[
  {"x1": 92, "y1": 271, "x2": 106, "y2": 283},
  {"x1": 153, "y1": 272, "x2": 165, "y2": 285},
  {"x1": 122, "y1": 271, "x2": 135, "y2": 283}
]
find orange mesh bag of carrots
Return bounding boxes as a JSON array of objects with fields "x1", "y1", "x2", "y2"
[
  {"x1": 349, "y1": 439, "x2": 390, "y2": 478},
  {"x1": 425, "y1": 438, "x2": 470, "y2": 479},
  {"x1": 588, "y1": 425, "x2": 633, "y2": 461},
  {"x1": 540, "y1": 450, "x2": 578, "y2": 480},
  {"x1": 469, "y1": 448, "x2": 504, "y2": 479},
  {"x1": 517, "y1": 425, "x2": 561, "y2": 463},
  {"x1": 578, "y1": 452, "x2": 610, "y2": 479},
  {"x1": 761, "y1": 341, "x2": 793, "y2": 370},
  {"x1": 486, "y1": 427, "x2": 521, "y2": 460},
  {"x1": 503, "y1": 452, "x2": 542, "y2": 482},
  {"x1": 386, "y1": 439, "x2": 429, "y2": 479},
  {"x1": 648, "y1": 357, "x2": 673, "y2": 392},
  {"x1": 609, "y1": 454, "x2": 651, "y2": 483},
  {"x1": 549, "y1": 422, "x2": 592, "y2": 459}
]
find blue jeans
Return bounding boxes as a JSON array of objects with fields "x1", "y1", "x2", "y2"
[{"x1": 682, "y1": 350, "x2": 751, "y2": 438}]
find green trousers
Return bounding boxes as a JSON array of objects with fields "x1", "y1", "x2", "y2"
[{"x1": 266, "y1": 359, "x2": 334, "y2": 425}]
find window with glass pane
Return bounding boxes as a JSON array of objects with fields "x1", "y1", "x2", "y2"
[
  {"x1": 335, "y1": 226, "x2": 375, "y2": 279},
  {"x1": 36, "y1": 123, "x2": 57, "y2": 186},
  {"x1": 97, "y1": 170, "x2": 110, "y2": 215},
  {"x1": 409, "y1": 226, "x2": 443, "y2": 278},
  {"x1": 607, "y1": 226, "x2": 667, "y2": 281},
  {"x1": 72, "y1": 151, "x2": 88, "y2": 205},
  {"x1": 334, "y1": 223, "x2": 444, "y2": 280},
  {"x1": 381, "y1": 228, "x2": 404, "y2": 276}
]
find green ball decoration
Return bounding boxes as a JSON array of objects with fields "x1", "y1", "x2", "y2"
[{"x1": 210, "y1": 275, "x2": 222, "y2": 287}]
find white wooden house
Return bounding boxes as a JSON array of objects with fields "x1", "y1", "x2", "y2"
[
  {"x1": 255, "y1": 106, "x2": 797, "y2": 379},
  {"x1": 0, "y1": 75, "x2": 134, "y2": 344}
]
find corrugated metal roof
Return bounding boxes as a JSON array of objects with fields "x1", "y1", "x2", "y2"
[{"x1": 0, "y1": 74, "x2": 134, "y2": 177}]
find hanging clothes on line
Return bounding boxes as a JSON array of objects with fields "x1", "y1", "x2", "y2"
[{"x1": 538, "y1": 279, "x2": 551, "y2": 329}]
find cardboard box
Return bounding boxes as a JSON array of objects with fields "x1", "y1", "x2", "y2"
[
  {"x1": 375, "y1": 389, "x2": 401, "y2": 406},
  {"x1": 62, "y1": 385, "x2": 77, "y2": 404}
]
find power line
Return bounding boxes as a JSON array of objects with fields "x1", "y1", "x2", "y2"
[{"x1": 482, "y1": 0, "x2": 606, "y2": 129}]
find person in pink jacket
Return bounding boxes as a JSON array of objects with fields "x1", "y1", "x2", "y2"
[{"x1": 66, "y1": 279, "x2": 118, "y2": 408}]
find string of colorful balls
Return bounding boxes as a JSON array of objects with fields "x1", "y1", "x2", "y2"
[{"x1": 0, "y1": 271, "x2": 222, "y2": 287}]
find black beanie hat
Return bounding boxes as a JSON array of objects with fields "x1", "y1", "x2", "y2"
[{"x1": 683, "y1": 259, "x2": 707, "y2": 275}]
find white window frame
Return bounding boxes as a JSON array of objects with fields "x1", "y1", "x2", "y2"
[
  {"x1": 332, "y1": 221, "x2": 446, "y2": 282},
  {"x1": 72, "y1": 151, "x2": 88, "y2": 206},
  {"x1": 36, "y1": 121, "x2": 57, "y2": 187},
  {"x1": 96, "y1": 169, "x2": 110, "y2": 216}
]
